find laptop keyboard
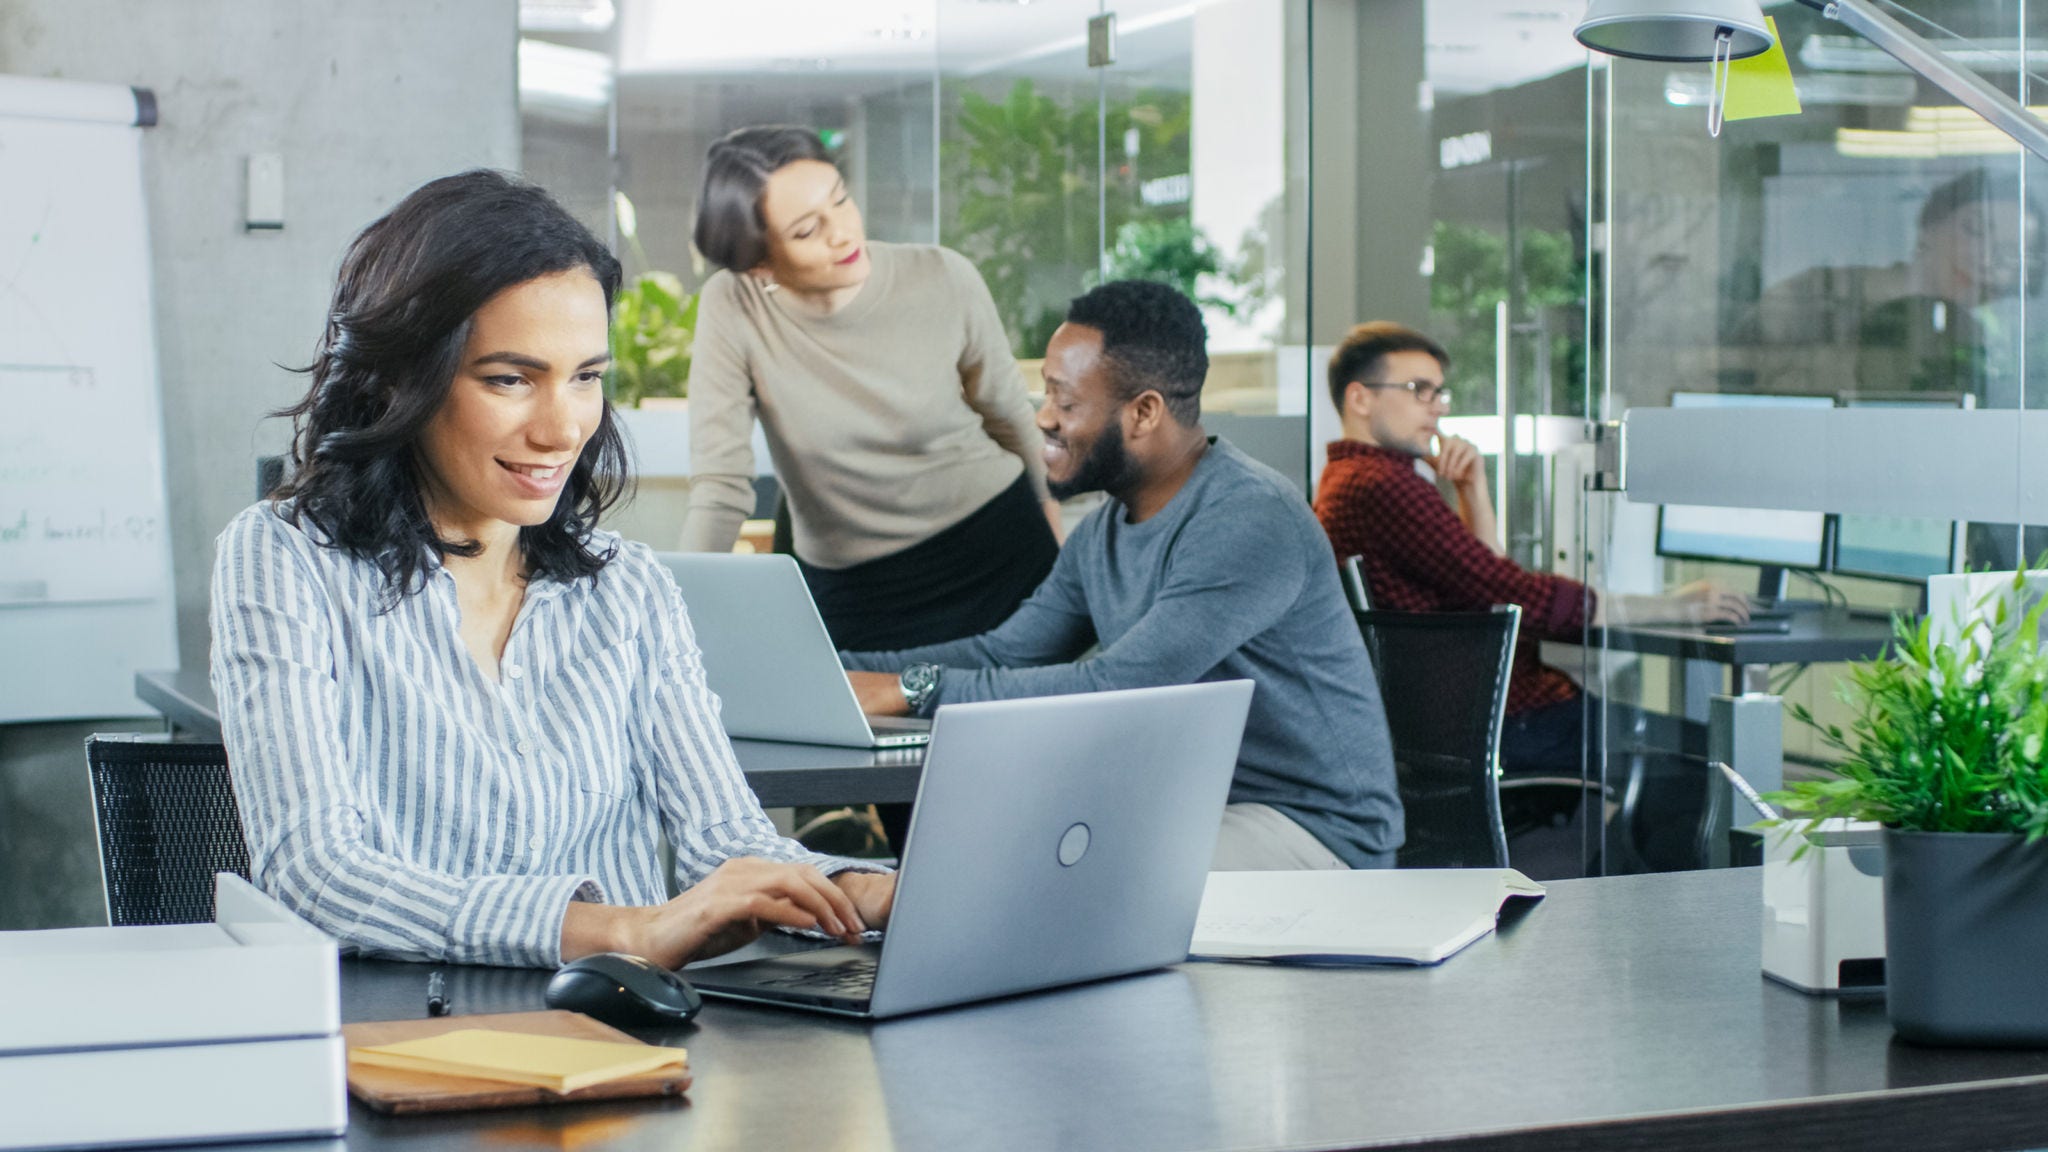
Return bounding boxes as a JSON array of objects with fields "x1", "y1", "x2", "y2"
[{"x1": 757, "y1": 958, "x2": 878, "y2": 996}]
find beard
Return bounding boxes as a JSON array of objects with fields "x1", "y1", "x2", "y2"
[{"x1": 1046, "y1": 417, "x2": 1142, "y2": 501}]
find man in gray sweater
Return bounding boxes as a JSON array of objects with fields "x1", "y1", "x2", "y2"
[{"x1": 845, "y1": 280, "x2": 1402, "y2": 869}]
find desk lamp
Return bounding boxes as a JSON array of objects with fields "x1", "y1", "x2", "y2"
[{"x1": 1574, "y1": 0, "x2": 2048, "y2": 160}]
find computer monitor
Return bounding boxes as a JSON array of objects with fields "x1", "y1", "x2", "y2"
[
  {"x1": 1655, "y1": 393, "x2": 1834, "y2": 582},
  {"x1": 1830, "y1": 395, "x2": 1967, "y2": 584}
]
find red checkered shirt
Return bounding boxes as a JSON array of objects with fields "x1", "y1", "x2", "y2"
[{"x1": 1314, "y1": 440, "x2": 1595, "y2": 716}]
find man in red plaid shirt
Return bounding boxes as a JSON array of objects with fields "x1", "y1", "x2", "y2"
[{"x1": 1312, "y1": 322, "x2": 1749, "y2": 779}]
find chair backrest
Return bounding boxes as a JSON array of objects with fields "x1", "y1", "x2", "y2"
[
  {"x1": 1340, "y1": 555, "x2": 1372, "y2": 611},
  {"x1": 256, "y1": 454, "x2": 287, "y2": 501},
  {"x1": 1354, "y1": 606, "x2": 1521, "y2": 869},
  {"x1": 85, "y1": 734, "x2": 251, "y2": 926}
]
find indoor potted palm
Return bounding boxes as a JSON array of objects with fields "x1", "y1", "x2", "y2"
[
  {"x1": 1769, "y1": 569, "x2": 2048, "y2": 1046},
  {"x1": 606, "y1": 191, "x2": 696, "y2": 410}
]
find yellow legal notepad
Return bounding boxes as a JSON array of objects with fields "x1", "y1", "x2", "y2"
[{"x1": 348, "y1": 1029, "x2": 689, "y2": 1095}]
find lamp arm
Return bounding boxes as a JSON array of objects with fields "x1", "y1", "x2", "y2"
[{"x1": 1792, "y1": 0, "x2": 2048, "y2": 164}]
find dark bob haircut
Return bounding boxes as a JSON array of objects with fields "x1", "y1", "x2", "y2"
[
  {"x1": 1326, "y1": 321, "x2": 1448, "y2": 413},
  {"x1": 272, "y1": 168, "x2": 628, "y2": 606},
  {"x1": 692, "y1": 125, "x2": 835, "y2": 273},
  {"x1": 1065, "y1": 280, "x2": 1209, "y2": 426}
]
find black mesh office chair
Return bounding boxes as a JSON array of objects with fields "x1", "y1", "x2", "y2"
[
  {"x1": 1354, "y1": 606, "x2": 1520, "y2": 868},
  {"x1": 85, "y1": 734, "x2": 251, "y2": 926}
]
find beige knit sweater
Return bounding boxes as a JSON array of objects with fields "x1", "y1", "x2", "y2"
[{"x1": 676, "y1": 242, "x2": 1050, "y2": 568}]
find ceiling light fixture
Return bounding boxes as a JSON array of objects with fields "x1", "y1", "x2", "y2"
[
  {"x1": 517, "y1": 38, "x2": 613, "y2": 120},
  {"x1": 1575, "y1": 0, "x2": 2048, "y2": 162},
  {"x1": 518, "y1": 0, "x2": 615, "y2": 34}
]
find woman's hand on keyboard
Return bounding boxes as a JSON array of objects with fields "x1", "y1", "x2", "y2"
[{"x1": 564, "y1": 857, "x2": 868, "y2": 967}]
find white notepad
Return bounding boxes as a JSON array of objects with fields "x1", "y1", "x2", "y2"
[{"x1": 1191, "y1": 868, "x2": 1546, "y2": 965}]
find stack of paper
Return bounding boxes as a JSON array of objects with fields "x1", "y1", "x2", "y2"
[
  {"x1": 1191, "y1": 868, "x2": 1545, "y2": 965},
  {"x1": 349, "y1": 1030, "x2": 687, "y2": 1095},
  {"x1": 0, "y1": 875, "x2": 344, "y2": 1151}
]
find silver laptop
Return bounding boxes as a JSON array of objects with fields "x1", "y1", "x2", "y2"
[
  {"x1": 686, "y1": 680, "x2": 1255, "y2": 1019},
  {"x1": 658, "y1": 552, "x2": 932, "y2": 748}
]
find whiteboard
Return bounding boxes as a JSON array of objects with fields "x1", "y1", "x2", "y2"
[{"x1": 0, "y1": 77, "x2": 175, "y2": 722}]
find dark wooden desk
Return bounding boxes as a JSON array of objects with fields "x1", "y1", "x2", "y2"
[
  {"x1": 1592, "y1": 607, "x2": 1897, "y2": 671},
  {"x1": 202, "y1": 869, "x2": 2048, "y2": 1152},
  {"x1": 132, "y1": 669, "x2": 923, "y2": 809}
]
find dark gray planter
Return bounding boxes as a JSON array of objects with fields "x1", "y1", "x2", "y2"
[{"x1": 1884, "y1": 828, "x2": 2048, "y2": 1046}]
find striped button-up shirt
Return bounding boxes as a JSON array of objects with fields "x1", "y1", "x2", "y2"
[{"x1": 210, "y1": 502, "x2": 873, "y2": 967}]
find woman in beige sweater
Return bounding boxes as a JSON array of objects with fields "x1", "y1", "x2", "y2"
[{"x1": 680, "y1": 125, "x2": 1060, "y2": 652}]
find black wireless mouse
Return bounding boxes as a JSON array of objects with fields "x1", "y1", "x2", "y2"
[{"x1": 544, "y1": 952, "x2": 702, "y2": 1029}]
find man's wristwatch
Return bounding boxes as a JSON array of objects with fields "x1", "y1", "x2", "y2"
[{"x1": 898, "y1": 663, "x2": 942, "y2": 717}]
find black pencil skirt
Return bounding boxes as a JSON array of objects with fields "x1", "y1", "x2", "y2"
[{"x1": 797, "y1": 472, "x2": 1059, "y2": 652}]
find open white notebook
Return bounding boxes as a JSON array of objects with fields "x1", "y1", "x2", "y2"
[{"x1": 1191, "y1": 868, "x2": 1546, "y2": 966}]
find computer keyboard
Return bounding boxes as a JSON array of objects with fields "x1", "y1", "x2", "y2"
[
  {"x1": 757, "y1": 958, "x2": 878, "y2": 995},
  {"x1": 1701, "y1": 619, "x2": 1791, "y2": 634}
]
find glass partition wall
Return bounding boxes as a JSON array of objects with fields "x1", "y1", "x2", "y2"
[
  {"x1": 519, "y1": 0, "x2": 2047, "y2": 878},
  {"x1": 1587, "y1": 0, "x2": 2045, "y2": 876},
  {"x1": 522, "y1": 0, "x2": 1313, "y2": 537}
]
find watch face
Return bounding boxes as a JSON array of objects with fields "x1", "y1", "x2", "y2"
[{"x1": 901, "y1": 664, "x2": 940, "y2": 709}]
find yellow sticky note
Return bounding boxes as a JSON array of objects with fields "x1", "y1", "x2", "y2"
[
  {"x1": 349, "y1": 1029, "x2": 687, "y2": 1095},
  {"x1": 1724, "y1": 16, "x2": 1802, "y2": 122}
]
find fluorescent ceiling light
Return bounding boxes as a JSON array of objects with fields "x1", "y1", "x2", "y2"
[
  {"x1": 1800, "y1": 34, "x2": 2048, "y2": 73},
  {"x1": 954, "y1": 3, "x2": 1196, "y2": 76},
  {"x1": 520, "y1": 0, "x2": 616, "y2": 33},
  {"x1": 519, "y1": 38, "x2": 614, "y2": 119},
  {"x1": 617, "y1": 0, "x2": 1198, "y2": 77},
  {"x1": 1835, "y1": 103, "x2": 2048, "y2": 158},
  {"x1": 1664, "y1": 70, "x2": 1914, "y2": 107},
  {"x1": 624, "y1": 0, "x2": 934, "y2": 75}
]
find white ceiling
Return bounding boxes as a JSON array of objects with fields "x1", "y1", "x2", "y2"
[
  {"x1": 1424, "y1": 1, "x2": 1589, "y2": 96},
  {"x1": 619, "y1": 0, "x2": 1197, "y2": 78},
  {"x1": 612, "y1": 0, "x2": 1593, "y2": 93}
]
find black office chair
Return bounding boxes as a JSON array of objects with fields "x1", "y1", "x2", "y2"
[
  {"x1": 85, "y1": 734, "x2": 251, "y2": 926},
  {"x1": 256, "y1": 454, "x2": 288, "y2": 501},
  {"x1": 1354, "y1": 606, "x2": 1520, "y2": 868}
]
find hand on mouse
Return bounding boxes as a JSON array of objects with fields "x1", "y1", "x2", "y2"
[{"x1": 562, "y1": 857, "x2": 868, "y2": 968}]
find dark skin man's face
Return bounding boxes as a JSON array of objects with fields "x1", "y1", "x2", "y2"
[{"x1": 1036, "y1": 322, "x2": 1140, "y2": 500}]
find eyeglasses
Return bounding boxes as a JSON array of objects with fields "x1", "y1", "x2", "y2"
[{"x1": 1362, "y1": 379, "x2": 1452, "y2": 407}]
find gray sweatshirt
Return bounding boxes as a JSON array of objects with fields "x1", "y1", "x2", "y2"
[{"x1": 843, "y1": 438, "x2": 1403, "y2": 866}]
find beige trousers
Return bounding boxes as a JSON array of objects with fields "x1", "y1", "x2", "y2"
[{"x1": 1210, "y1": 802, "x2": 1350, "y2": 871}]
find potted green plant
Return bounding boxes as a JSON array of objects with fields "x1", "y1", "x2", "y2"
[
  {"x1": 606, "y1": 192, "x2": 697, "y2": 409},
  {"x1": 1768, "y1": 569, "x2": 2048, "y2": 1046}
]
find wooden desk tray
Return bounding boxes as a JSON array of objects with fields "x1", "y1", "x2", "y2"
[{"x1": 343, "y1": 1009, "x2": 691, "y2": 1115}]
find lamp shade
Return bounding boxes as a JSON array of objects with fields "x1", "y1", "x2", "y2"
[{"x1": 1574, "y1": 0, "x2": 1775, "y2": 62}]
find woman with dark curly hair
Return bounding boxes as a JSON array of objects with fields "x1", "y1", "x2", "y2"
[{"x1": 211, "y1": 169, "x2": 892, "y2": 969}]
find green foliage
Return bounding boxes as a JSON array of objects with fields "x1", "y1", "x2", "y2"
[
  {"x1": 1101, "y1": 218, "x2": 1241, "y2": 316},
  {"x1": 1428, "y1": 220, "x2": 1587, "y2": 416},
  {"x1": 1765, "y1": 569, "x2": 2048, "y2": 839},
  {"x1": 604, "y1": 191, "x2": 697, "y2": 408},
  {"x1": 942, "y1": 78, "x2": 1194, "y2": 357},
  {"x1": 607, "y1": 271, "x2": 697, "y2": 408}
]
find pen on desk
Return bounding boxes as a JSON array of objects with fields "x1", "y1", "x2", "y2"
[
  {"x1": 426, "y1": 970, "x2": 449, "y2": 1017},
  {"x1": 1714, "y1": 761, "x2": 1781, "y2": 822}
]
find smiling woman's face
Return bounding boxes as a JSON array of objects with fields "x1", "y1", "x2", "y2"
[
  {"x1": 756, "y1": 158, "x2": 870, "y2": 293},
  {"x1": 415, "y1": 267, "x2": 611, "y2": 542}
]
